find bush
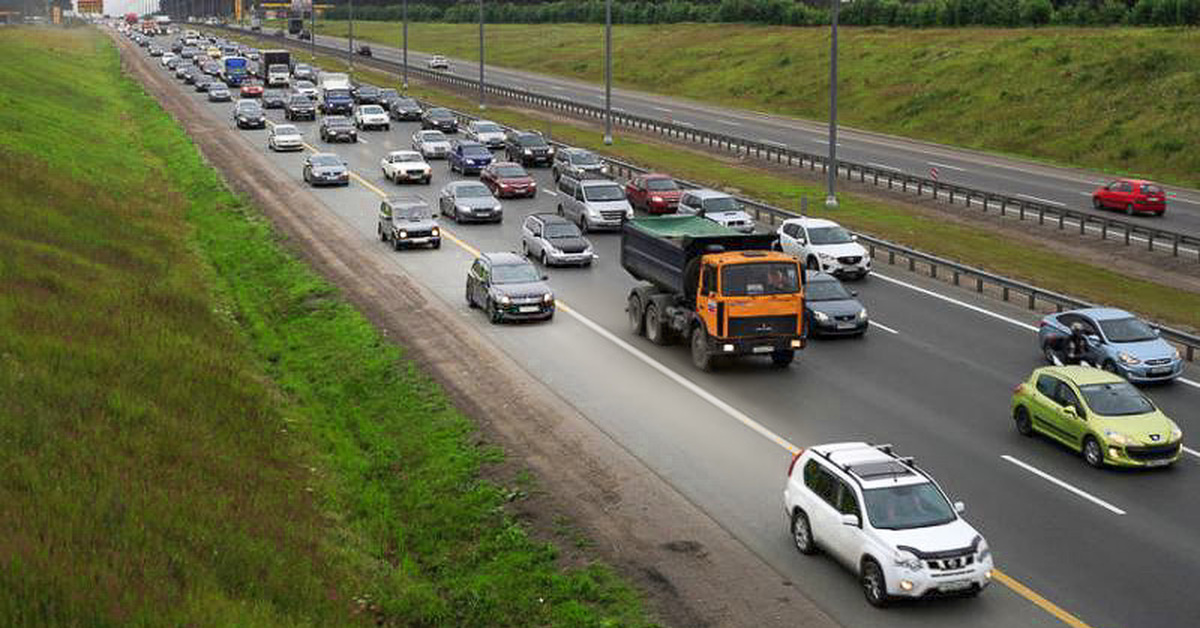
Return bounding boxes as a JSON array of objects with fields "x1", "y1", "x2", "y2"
[{"x1": 1019, "y1": 0, "x2": 1053, "y2": 25}]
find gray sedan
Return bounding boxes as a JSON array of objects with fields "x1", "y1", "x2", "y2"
[
  {"x1": 303, "y1": 153, "x2": 350, "y2": 187},
  {"x1": 439, "y1": 181, "x2": 502, "y2": 224},
  {"x1": 804, "y1": 271, "x2": 868, "y2": 337}
]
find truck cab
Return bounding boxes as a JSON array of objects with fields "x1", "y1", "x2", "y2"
[{"x1": 623, "y1": 217, "x2": 805, "y2": 370}]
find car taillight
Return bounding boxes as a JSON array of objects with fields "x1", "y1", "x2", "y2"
[
  {"x1": 1012, "y1": 382, "x2": 1025, "y2": 395},
  {"x1": 786, "y1": 449, "x2": 804, "y2": 478}
]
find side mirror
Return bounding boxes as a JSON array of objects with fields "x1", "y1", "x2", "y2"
[
  {"x1": 839, "y1": 514, "x2": 860, "y2": 527},
  {"x1": 1152, "y1": 328, "x2": 1161, "y2": 337},
  {"x1": 1062, "y1": 406, "x2": 1077, "y2": 418},
  {"x1": 851, "y1": 234, "x2": 859, "y2": 241},
  {"x1": 953, "y1": 501, "x2": 965, "y2": 514},
  {"x1": 850, "y1": 290, "x2": 859, "y2": 297},
  {"x1": 541, "y1": 275, "x2": 549, "y2": 281}
]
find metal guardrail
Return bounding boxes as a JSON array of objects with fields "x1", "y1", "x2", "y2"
[
  {"x1": 223, "y1": 26, "x2": 1200, "y2": 264},
  {"x1": 213, "y1": 25, "x2": 1200, "y2": 362}
]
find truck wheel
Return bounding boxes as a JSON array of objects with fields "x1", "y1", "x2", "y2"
[
  {"x1": 691, "y1": 327, "x2": 713, "y2": 372},
  {"x1": 646, "y1": 304, "x2": 668, "y2": 346},
  {"x1": 771, "y1": 349, "x2": 794, "y2": 368},
  {"x1": 378, "y1": 224, "x2": 387, "y2": 242},
  {"x1": 627, "y1": 294, "x2": 645, "y2": 336}
]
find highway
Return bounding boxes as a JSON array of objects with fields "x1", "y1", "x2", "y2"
[
  {"x1": 262, "y1": 26, "x2": 1200, "y2": 241},
  {"x1": 141, "y1": 33, "x2": 1199, "y2": 628}
]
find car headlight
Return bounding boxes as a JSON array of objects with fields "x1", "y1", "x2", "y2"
[
  {"x1": 1172, "y1": 347, "x2": 1181, "y2": 361},
  {"x1": 399, "y1": 230, "x2": 408, "y2": 239},
  {"x1": 498, "y1": 295, "x2": 511, "y2": 305},
  {"x1": 430, "y1": 227, "x2": 439, "y2": 237},
  {"x1": 543, "y1": 293, "x2": 554, "y2": 304},
  {"x1": 813, "y1": 311, "x2": 830, "y2": 323},
  {"x1": 626, "y1": 208, "x2": 634, "y2": 219},
  {"x1": 1171, "y1": 427, "x2": 1183, "y2": 441},
  {"x1": 857, "y1": 307, "x2": 868, "y2": 320},
  {"x1": 1104, "y1": 430, "x2": 1133, "y2": 446},
  {"x1": 601, "y1": 165, "x2": 610, "y2": 174},
  {"x1": 893, "y1": 550, "x2": 923, "y2": 571},
  {"x1": 523, "y1": 149, "x2": 532, "y2": 155},
  {"x1": 976, "y1": 538, "x2": 991, "y2": 562},
  {"x1": 1118, "y1": 352, "x2": 1141, "y2": 366},
  {"x1": 493, "y1": 205, "x2": 502, "y2": 212},
  {"x1": 817, "y1": 252, "x2": 835, "y2": 261}
]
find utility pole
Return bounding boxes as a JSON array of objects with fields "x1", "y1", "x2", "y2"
[
  {"x1": 348, "y1": 0, "x2": 354, "y2": 75},
  {"x1": 478, "y1": 0, "x2": 484, "y2": 110},
  {"x1": 825, "y1": 0, "x2": 840, "y2": 209},
  {"x1": 309, "y1": 0, "x2": 314, "y2": 62},
  {"x1": 401, "y1": 0, "x2": 408, "y2": 90},
  {"x1": 603, "y1": 0, "x2": 612, "y2": 145}
]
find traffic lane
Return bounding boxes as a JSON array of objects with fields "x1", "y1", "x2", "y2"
[{"x1": 162, "y1": 54, "x2": 1171, "y2": 628}]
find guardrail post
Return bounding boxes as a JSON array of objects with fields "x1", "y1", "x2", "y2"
[
  {"x1": 1148, "y1": 232, "x2": 1154, "y2": 251},
  {"x1": 1102, "y1": 218, "x2": 1109, "y2": 240},
  {"x1": 953, "y1": 270, "x2": 960, "y2": 286},
  {"x1": 1173, "y1": 234, "x2": 1179, "y2": 257},
  {"x1": 1002, "y1": 286, "x2": 1010, "y2": 302},
  {"x1": 1057, "y1": 210, "x2": 1065, "y2": 230},
  {"x1": 1028, "y1": 292, "x2": 1036, "y2": 309},
  {"x1": 1124, "y1": 224, "x2": 1131, "y2": 245},
  {"x1": 908, "y1": 256, "x2": 916, "y2": 272},
  {"x1": 1038, "y1": 206, "x2": 1044, "y2": 225},
  {"x1": 976, "y1": 277, "x2": 984, "y2": 293},
  {"x1": 1079, "y1": 215, "x2": 1086, "y2": 235},
  {"x1": 888, "y1": 250, "x2": 895, "y2": 265},
  {"x1": 930, "y1": 262, "x2": 938, "y2": 279}
]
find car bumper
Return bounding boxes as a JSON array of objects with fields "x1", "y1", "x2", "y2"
[
  {"x1": 1104, "y1": 441, "x2": 1183, "y2": 468},
  {"x1": 311, "y1": 176, "x2": 350, "y2": 186},
  {"x1": 392, "y1": 235, "x2": 440, "y2": 248},
  {"x1": 456, "y1": 209, "x2": 503, "y2": 223},
  {"x1": 810, "y1": 317, "x2": 868, "y2": 336},
  {"x1": 325, "y1": 133, "x2": 357, "y2": 142},
  {"x1": 1118, "y1": 359, "x2": 1184, "y2": 383},
  {"x1": 646, "y1": 201, "x2": 679, "y2": 215},
  {"x1": 392, "y1": 171, "x2": 431, "y2": 182},
  {"x1": 703, "y1": 335, "x2": 806, "y2": 357},
  {"x1": 498, "y1": 302, "x2": 555, "y2": 321},
  {"x1": 817, "y1": 258, "x2": 872, "y2": 278},
  {"x1": 273, "y1": 142, "x2": 303, "y2": 151},
  {"x1": 887, "y1": 558, "x2": 994, "y2": 599},
  {"x1": 584, "y1": 215, "x2": 628, "y2": 231},
  {"x1": 521, "y1": 155, "x2": 553, "y2": 166},
  {"x1": 495, "y1": 185, "x2": 536, "y2": 198},
  {"x1": 545, "y1": 251, "x2": 595, "y2": 266}
]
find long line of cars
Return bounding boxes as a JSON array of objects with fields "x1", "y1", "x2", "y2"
[{"x1": 128, "y1": 26, "x2": 1191, "y2": 610}]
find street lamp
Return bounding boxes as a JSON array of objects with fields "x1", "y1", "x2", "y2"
[
  {"x1": 478, "y1": 0, "x2": 484, "y2": 110},
  {"x1": 309, "y1": 0, "x2": 314, "y2": 62},
  {"x1": 603, "y1": 0, "x2": 612, "y2": 145},
  {"x1": 401, "y1": 0, "x2": 408, "y2": 90},
  {"x1": 825, "y1": 0, "x2": 843, "y2": 209},
  {"x1": 348, "y1": 0, "x2": 354, "y2": 75}
]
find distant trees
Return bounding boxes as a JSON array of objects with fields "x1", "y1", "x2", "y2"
[{"x1": 323, "y1": 0, "x2": 1200, "y2": 27}]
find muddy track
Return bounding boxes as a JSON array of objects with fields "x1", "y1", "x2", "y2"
[{"x1": 109, "y1": 31, "x2": 838, "y2": 628}]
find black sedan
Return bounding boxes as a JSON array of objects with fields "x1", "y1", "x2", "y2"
[
  {"x1": 804, "y1": 271, "x2": 868, "y2": 337},
  {"x1": 318, "y1": 116, "x2": 358, "y2": 143},
  {"x1": 261, "y1": 88, "x2": 288, "y2": 109},
  {"x1": 421, "y1": 107, "x2": 458, "y2": 133}
]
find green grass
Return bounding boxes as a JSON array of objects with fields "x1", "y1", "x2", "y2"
[
  {"x1": 0, "y1": 26, "x2": 656, "y2": 627},
  {"x1": 306, "y1": 20, "x2": 1200, "y2": 188},
  {"x1": 224, "y1": 29, "x2": 1200, "y2": 333}
]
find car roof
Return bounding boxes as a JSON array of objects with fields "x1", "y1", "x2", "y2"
[
  {"x1": 448, "y1": 180, "x2": 489, "y2": 189},
  {"x1": 482, "y1": 252, "x2": 527, "y2": 265},
  {"x1": 579, "y1": 178, "x2": 619, "y2": 187},
  {"x1": 685, "y1": 188, "x2": 732, "y2": 199},
  {"x1": 1112, "y1": 178, "x2": 1157, "y2": 185},
  {"x1": 310, "y1": 152, "x2": 339, "y2": 159},
  {"x1": 529, "y1": 213, "x2": 570, "y2": 225},
  {"x1": 388, "y1": 150, "x2": 422, "y2": 157},
  {"x1": 455, "y1": 140, "x2": 484, "y2": 147},
  {"x1": 640, "y1": 173, "x2": 673, "y2": 179},
  {"x1": 1061, "y1": 307, "x2": 1133, "y2": 321},
  {"x1": 784, "y1": 216, "x2": 839, "y2": 229},
  {"x1": 384, "y1": 194, "x2": 428, "y2": 207},
  {"x1": 810, "y1": 443, "x2": 929, "y2": 489},
  {"x1": 491, "y1": 161, "x2": 524, "y2": 169},
  {"x1": 563, "y1": 147, "x2": 591, "y2": 155},
  {"x1": 1034, "y1": 365, "x2": 1125, "y2": 386}
]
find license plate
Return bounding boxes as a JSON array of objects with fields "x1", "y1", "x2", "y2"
[
  {"x1": 1149, "y1": 368, "x2": 1171, "y2": 376},
  {"x1": 518, "y1": 306, "x2": 540, "y2": 313},
  {"x1": 407, "y1": 237, "x2": 429, "y2": 244},
  {"x1": 837, "y1": 323, "x2": 856, "y2": 330},
  {"x1": 1144, "y1": 458, "x2": 1172, "y2": 467},
  {"x1": 752, "y1": 346, "x2": 773, "y2": 354},
  {"x1": 939, "y1": 580, "x2": 972, "y2": 592}
]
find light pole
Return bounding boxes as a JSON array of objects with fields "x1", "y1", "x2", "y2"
[
  {"x1": 603, "y1": 0, "x2": 612, "y2": 145},
  {"x1": 825, "y1": 0, "x2": 841, "y2": 209},
  {"x1": 401, "y1": 0, "x2": 408, "y2": 90},
  {"x1": 478, "y1": 0, "x2": 484, "y2": 110},
  {"x1": 348, "y1": 0, "x2": 354, "y2": 75},
  {"x1": 309, "y1": 0, "x2": 314, "y2": 62}
]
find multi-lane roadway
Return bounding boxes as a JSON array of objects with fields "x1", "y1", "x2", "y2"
[{"x1": 137, "y1": 31, "x2": 1199, "y2": 628}]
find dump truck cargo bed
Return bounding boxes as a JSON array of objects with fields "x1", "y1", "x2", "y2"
[{"x1": 621, "y1": 216, "x2": 778, "y2": 296}]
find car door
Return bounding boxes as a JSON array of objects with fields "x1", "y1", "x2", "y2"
[
  {"x1": 696, "y1": 263, "x2": 720, "y2": 337},
  {"x1": 522, "y1": 217, "x2": 540, "y2": 256},
  {"x1": 828, "y1": 478, "x2": 865, "y2": 568},
  {"x1": 1075, "y1": 315, "x2": 1106, "y2": 364},
  {"x1": 1052, "y1": 380, "x2": 1089, "y2": 450},
  {"x1": 1029, "y1": 373, "x2": 1068, "y2": 441},
  {"x1": 803, "y1": 461, "x2": 844, "y2": 556},
  {"x1": 1099, "y1": 182, "x2": 1119, "y2": 208},
  {"x1": 626, "y1": 176, "x2": 644, "y2": 209},
  {"x1": 677, "y1": 193, "x2": 698, "y2": 216},
  {"x1": 467, "y1": 259, "x2": 486, "y2": 305},
  {"x1": 438, "y1": 187, "x2": 451, "y2": 214},
  {"x1": 779, "y1": 222, "x2": 803, "y2": 257}
]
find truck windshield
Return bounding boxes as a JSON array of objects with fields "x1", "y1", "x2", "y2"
[{"x1": 721, "y1": 263, "x2": 799, "y2": 296}]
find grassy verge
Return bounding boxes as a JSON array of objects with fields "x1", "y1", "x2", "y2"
[
  {"x1": 221, "y1": 29, "x2": 1200, "y2": 332},
  {"x1": 301, "y1": 19, "x2": 1200, "y2": 188},
  {"x1": 0, "y1": 26, "x2": 655, "y2": 627}
]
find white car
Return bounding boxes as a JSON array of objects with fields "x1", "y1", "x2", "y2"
[
  {"x1": 380, "y1": 150, "x2": 432, "y2": 185},
  {"x1": 777, "y1": 217, "x2": 871, "y2": 279},
  {"x1": 159, "y1": 52, "x2": 177, "y2": 67},
  {"x1": 784, "y1": 443, "x2": 994, "y2": 606},
  {"x1": 267, "y1": 124, "x2": 304, "y2": 152},
  {"x1": 465, "y1": 119, "x2": 506, "y2": 149},
  {"x1": 411, "y1": 130, "x2": 451, "y2": 159},
  {"x1": 291, "y1": 80, "x2": 318, "y2": 100},
  {"x1": 427, "y1": 55, "x2": 450, "y2": 70},
  {"x1": 354, "y1": 105, "x2": 390, "y2": 131},
  {"x1": 677, "y1": 189, "x2": 755, "y2": 233}
]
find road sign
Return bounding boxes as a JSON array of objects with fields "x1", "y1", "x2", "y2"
[{"x1": 929, "y1": 166, "x2": 939, "y2": 181}]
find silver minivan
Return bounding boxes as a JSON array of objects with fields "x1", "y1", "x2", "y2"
[{"x1": 556, "y1": 176, "x2": 633, "y2": 233}]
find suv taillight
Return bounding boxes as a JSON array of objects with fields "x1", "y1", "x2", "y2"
[{"x1": 786, "y1": 449, "x2": 804, "y2": 478}]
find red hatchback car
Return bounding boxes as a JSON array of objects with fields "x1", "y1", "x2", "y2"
[
  {"x1": 625, "y1": 173, "x2": 682, "y2": 214},
  {"x1": 1092, "y1": 179, "x2": 1166, "y2": 216},
  {"x1": 239, "y1": 81, "x2": 264, "y2": 98},
  {"x1": 480, "y1": 162, "x2": 537, "y2": 198}
]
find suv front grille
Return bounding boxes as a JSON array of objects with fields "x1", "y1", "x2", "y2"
[
  {"x1": 926, "y1": 554, "x2": 975, "y2": 571},
  {"x1": 839, "y1": 256, "x2": 862, "y2": 265},
  {"x1": 1145, "y1": 358, "x2": 1172, "y2": 366},
  {"x1": 599, "y1": 210, "x2": 626, "y2": 221},
  {"x1": 1125, "y1": 443, "x2": 1180, "y2": 461},
  {"x1": 727, "y1": 315, "x2": 797, "y2": 337}
]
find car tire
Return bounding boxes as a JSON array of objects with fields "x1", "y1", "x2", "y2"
[
  {"x1": 790, "y1": 510, "x2": 817, "y2": 555},
  {"x1": 1042, "y1": 342, "x2": 1060, "y2": 365},
  {"x1": 466, "y1": 283, "x2": 476, "y2": 308},
  {"x1": 771, "y1": 349, "x2": 794, "y2": 367},
  {"x1": 1092, "y1": 197, "x2": 1103, "y2": 210},
  {"x1": 424, "y1": 177, "x2": 431, "y2": 185},
  {"x1": 378, "y1": 224, "x2": 387, "y2": 242},
  {"x1": 385, "y1": 124, "x2": 390, "y2": 131},
  {"x1": 487, "y1": 299, "x2": 503, "y2": 325},
  {"x1": 541, "y1": 251, "x2": 550, "y2": 267},
  {"x1": 862, "y1": 560, "x2": 890, "y2": 608},
  {"x1": 627, "y1": 294, "x2": 644, "y2": 336},
  {"x1": 690, "y1": 326, "x2": 713, "y2": 372},
  {"x1": 392, "y1": 235, "x2": 402, "y2": 251},
  {"x1": 579, "y1": 215, "x2": 590, "y2": 235},
  {"x1": 432, "y1": 240, "x2": 441, "y2": 250},
  {"x1": 1083, "y1": 436, "x2": 1105, "y2": 469},
  {"x1": 806, "y1": 257, "x2": 819, "y2": 271},
  {"x1": 1014, "y1": 406, "x2": 1033, "y2": 437},
  {"x1": 556, "y1": 204, "x2": 564, "y2": 217}
]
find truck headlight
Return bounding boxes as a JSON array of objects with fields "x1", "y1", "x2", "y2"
[
  {"x1": 398, "y1": 230, "x2": 408, "y2": 239},
  {"x1": 1118, "y1": 352, "x2": 1140, "y2": 365}
]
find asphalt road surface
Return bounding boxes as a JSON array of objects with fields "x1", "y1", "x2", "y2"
[{"x1": 143, "y1": 33, "x2": 1200, "y2": 628}]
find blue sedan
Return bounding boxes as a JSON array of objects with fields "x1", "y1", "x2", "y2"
[{"x1": 1037, "y1": 308, "x2": 1183, "y2": 383}]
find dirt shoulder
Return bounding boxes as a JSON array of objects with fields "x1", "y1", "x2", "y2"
[{"x1": 110, "y1": 32, "x2": 838, "y2": 628}]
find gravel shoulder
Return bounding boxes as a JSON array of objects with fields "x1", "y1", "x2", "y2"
[{"x1": 109, "y1": 30, "x2": 838, "y2": 628}]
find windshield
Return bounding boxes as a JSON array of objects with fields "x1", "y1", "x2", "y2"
[
  {"x1": 807, "y1": 226, "x2": 854, "y2": 245},
  {"x1": 289, "y1": 97, "x2": 310, "y2": 105},
  {"x1": 456, "y1": 184, "x2": 492, "y2": 199},
  {"x1": 545, "y1": 223, "x2": 581, "y2": 238},
  {"x1": 394, "y1": 153, "x2": 422, "y2": 163},
  {"x1": 1142, "y1": 184, "x2": 1163, "y2": 195},
  {"x1": 419, "y1": 131, "x2": 447, "y2": 142},
  {"x1": 701, "y1": 196, "x2": 739, "y2": 213},
  {"x1": 274, "y1": 125, "x2": 298, "y2": 135},
  {"x1": 295, "y1": 80, "x2": 314, "y2": 89},
  {"x1": 325, "y1": 117, "x2": 350, "y2": 126},
  {"x1": 429, "y1": 109, "x2": 453, "y2": 119},
  {"x1": 495, "y1": 166, "x2": 527, "y2": 178},
  {"x1": 1098, "y1": 317, "x2": 1156, "y2": 343},
  {"x1": 463, "y1": 146, "x2": 490, "y2": 157},
  {"x1": 475, "y1": 123, "x2": 502, "y2": 133},
  {"x1": 863, "y1": 483, "x2": 956, "y2": 530},
  {"x1": 570, "y1": 152, "x2": 600, "y2": 165},
  {"x1": 518, "y1": 135, "x2": 546, "y2": 147},
  {"x1": 721, "y1": 262, "x2": 800, "y2": 296},
  {"x1": 395, "y1": 206, "x2": 432, "y2": 221},
  {"x1": 646, "y1": 178, "x2": 678, "y2": 191},
  {"x1": 1080, "y1": 382, "x2": 1156, "y2": 417},
  {"x1": 327, "y1": 89, "x2": 351, "y2": 99},
  {"x1": 311, "y1": 155, "x2": 341, "y2": 167},
  {"x1": 379, "y1": 89, "x2": 398, "y2": 98},
  {"x1": 493, "y1": 263, "x2": 541, "y2": 284},
  {"x1": 269, "y1": 64, "x2": 287, "y2": 72},
  {"x1": 360, "y1": 106, "x2": 384, "y2": 114},
  {"x1": 237, "y1": 103, "x2": 261, "y2": 112},
  {"x1": 395, "y1": 98, "x2": 418, "y2": 107},
  {"x1": 806, "y1": 279, "x2": 851, "y2": 301},
  {"x1": 358, "y1": 86, "x2": 378, "y2": 94},
  {"x1": 584, "y1": 184, "x2": 625, "y2": 202}
]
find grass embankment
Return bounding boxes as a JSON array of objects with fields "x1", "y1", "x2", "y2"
[
  {"x1": 224, "y1": 29, "x2": 1200, "y2": 332},
  {"x1": 309, "y1": 20, "x2": 1200, "y2": 188},
  {"x1": 0, "y1": 27, "x2": 654, "y2": 626}
]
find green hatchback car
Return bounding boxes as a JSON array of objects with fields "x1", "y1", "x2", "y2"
[{"x1": 1011, "y1": 366, "x2": 1183, "y2": 468}]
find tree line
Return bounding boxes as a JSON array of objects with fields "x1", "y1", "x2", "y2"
[{"x1": 323, "y1": 0, "x2": 1200, "y2": 27}]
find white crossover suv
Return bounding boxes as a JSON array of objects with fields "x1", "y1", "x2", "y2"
[
  {"x1": 777, "y1": 217, "x2": 871, "y2": 279},
  {"x1": 783, "y1": 442, "x2": 993, "y2": 606}
]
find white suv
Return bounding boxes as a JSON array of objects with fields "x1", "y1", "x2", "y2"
[
  {"x1": 783, "y1": 443, "x2": 993, "y2": 606},
  {"x1": 777, "y1": 217, "x2": 871, "y2": 279}
]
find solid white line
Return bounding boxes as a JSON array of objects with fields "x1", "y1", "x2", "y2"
[
  {"x1": 759, "y1": 139, "x2": 786, "y2": 148},
  {"x1": 561, "y1": 305, "x2": 802, "y2": 455},
  {"x1": 652, "y1": 106, "x2": 672, "y2": 113},
  {"x1": 357, "y1": 137, "x2": 369, "y2": 144},
  {"x1": 928, "y1": 161, "x2": 966, "y2": 172},
  {"x1": 869, "y1": 320, "x2": 900, "y2": 334},
  {"x1": 678, "y1": 121, "x2": 695, "y2": 128},
  {"x1": 1017, "y1": 193, "x2": 1065, "y2": 207},
  {"x1": 723, "y1": 119, "x2": 743, "y2": 127},
  {"x1": 542, "y1": 189, "x2": 558, "y2": 196},
  {"x1": 869, "y1": 162, "x2": 902, "y2": 172},
  {"x1": 1179, "y1": 378, "x2": 1200, "y2": 389},
  {"x1": 1183, "y1": 446, "x2": 1200, "y2": 459},
  {"x1": 1001, "y1": 455, "x2": 1126, "y2": 515},
  {"x1": 872, "y1": 272, "x2": 1039, "y2": 331}
]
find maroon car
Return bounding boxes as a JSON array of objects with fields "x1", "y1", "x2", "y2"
[
  {"x1": 239, "y1": 80, "x2": 264, "y2": 98},
  {"x1": 481, "y1": 162, "x2": 537, "y2": 198},
  {"x1": 625, "y1": 173, "x2": 682, "y2": 214}
]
